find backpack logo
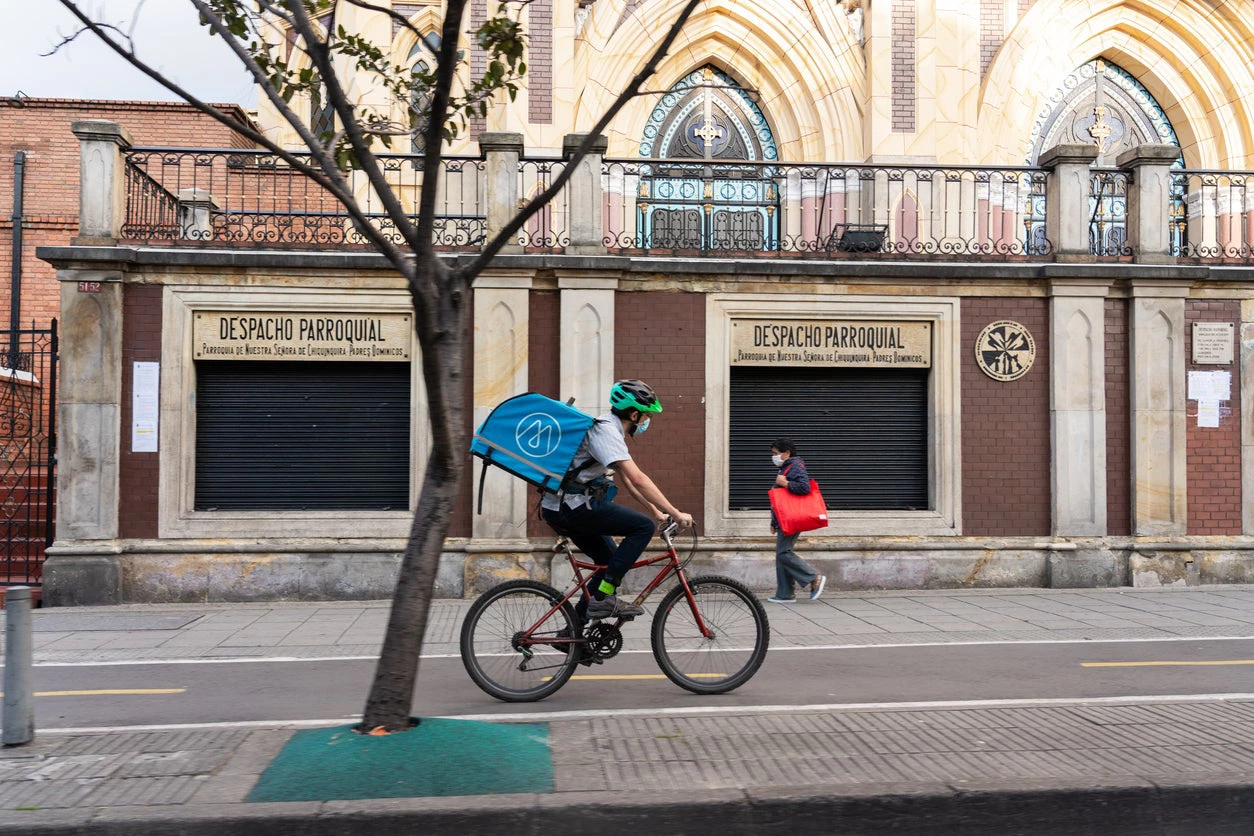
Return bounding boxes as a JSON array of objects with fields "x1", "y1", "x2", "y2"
[{"x1": 516, "y1": 412, "x2": 562, "y2": 458}]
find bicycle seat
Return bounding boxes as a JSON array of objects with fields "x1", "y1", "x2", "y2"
[{"x1": 547, "y1": 520, "x2": 575, "y2": 539}]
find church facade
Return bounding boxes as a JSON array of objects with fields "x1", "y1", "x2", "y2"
[{"x1": 32, "y1": 0, "x2": 1254, "y2": 603}]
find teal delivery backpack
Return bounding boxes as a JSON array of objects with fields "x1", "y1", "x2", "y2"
[{"x1": 469, "y1": 393, "x2": 596, "y2": 512}]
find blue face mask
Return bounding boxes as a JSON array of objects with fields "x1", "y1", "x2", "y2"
[{"x1": 634, "y1": 417, "x2": 650, "y2": 436}]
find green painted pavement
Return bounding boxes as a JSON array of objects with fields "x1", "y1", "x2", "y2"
[{"x1": 246, "y1": 718, "x2": 554, "y2": 802}]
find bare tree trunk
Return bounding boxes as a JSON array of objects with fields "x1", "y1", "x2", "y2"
[{"x1": 359, "y1": 282, "x2": 468, "y2": 732}]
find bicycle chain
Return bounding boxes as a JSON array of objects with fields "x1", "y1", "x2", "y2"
[{"x1": 584, "y1": 623, "x2": 623, "y2": 660}]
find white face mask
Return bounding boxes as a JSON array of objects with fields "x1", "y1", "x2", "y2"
[
  {"x1": 634, "y1": 417, "x2": 650, "y2": 436},
  {"x1": 771, "y1": 453, "x2": 785, "y2": 467}
]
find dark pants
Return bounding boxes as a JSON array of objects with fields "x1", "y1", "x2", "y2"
[{"x1": 542, "y1": 498, "x2": 655, "y2": 620}]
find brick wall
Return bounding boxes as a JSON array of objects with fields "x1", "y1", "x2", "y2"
[
  {"x1": 891, "y1": 0, "x2": 917, "y2": 133},
  {"x1": 526, "y1": 290, "x2": 560, "y2": 537},
  {"x1": 1105, "y1": 299, "x2": 1130, "y2": 536},
  {"x1": 527, "y1": 0, "x2": 553, "y2": 124},
  {"x1": 961, "y1": 298, "x2": 1051, "y2": 536},
  {"x1": 980, "y1": 0, "x2": 1003, "y2": 79},
  {"x1": 118, "y1": 284, "x2": 164, "y2": 540},
  {"x1": 1185, "y1": 299, "x2": 1242, "y2": 535},
  {"x1": 0, "y1": 99, "x2": 255, "y2": 333},
  {"x1": 615, "y1": 291, "x2": 706, "y2": 528}
]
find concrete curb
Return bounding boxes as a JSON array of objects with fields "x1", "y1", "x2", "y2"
[{"x1": 3, "y1": 778, "x2": 1252, "y2": 835}]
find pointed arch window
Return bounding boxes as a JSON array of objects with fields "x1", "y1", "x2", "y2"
[
  {"x1": 408, "y1": 36, "x2": 440, "y2": 154},
  {"x1": 637, "y1": 66, "x2": 780, "y2": 252},
  {"x1": 1026, "y1": 59, "x2": 1182, "y2": 255}
]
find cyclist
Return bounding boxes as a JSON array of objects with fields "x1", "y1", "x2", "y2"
[{"x1": 540, "y1": 379, "x2": 694, "y2": 622}]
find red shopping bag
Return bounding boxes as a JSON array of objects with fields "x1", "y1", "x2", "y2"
[{"x1": 769, "y1": 479, "x2": 829, "y2": 536}]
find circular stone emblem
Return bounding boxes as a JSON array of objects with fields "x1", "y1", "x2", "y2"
[
  {"x1": 975, "y1": 320, "x2": 1036, "y2": 381},
  {"x1": 516, "y1": 412, "x2": 562, "y2": 458}
]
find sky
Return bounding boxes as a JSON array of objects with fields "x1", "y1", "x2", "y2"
[{"x1": 0, "y1": 0, "x2": 257, "y2": 107}]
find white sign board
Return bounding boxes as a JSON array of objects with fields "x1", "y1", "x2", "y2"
[
  {"x1": 132, "y1": 361, "x2": 160, "y2": 452},
  {"x1": 1187, "y1": 370, "x2": 1231, "y2": 429},
  {"x1": 1192, "y1": 322, "x2": 1234, "y2": 365}
]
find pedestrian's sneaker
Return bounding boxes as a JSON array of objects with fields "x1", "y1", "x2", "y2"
[
  {"x1": 586, "y1": 594, "x2": 643, "y2": 620},
  {"x1": 809, "y1": 575, "x2": 827, "y2": 601},
  {"x1": 767, "y1": 596, "x2": 796, "y2": 604}
]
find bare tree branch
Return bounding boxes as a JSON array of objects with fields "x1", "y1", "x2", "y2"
[
  {"x1": 283, "y1": 0, "x2": 423, "y2": 261},
  {"x1": 342, "y1": 0, "x2": 435, "y2": 59},
  {"x1": 186, "y1": 0, "x2": 411, "y2": 265},
  {"x1": 412, "y1": 0, "x2": 470, "y2": 269},
  {"x1": 462, "y1": 0, "x2": 705, "y2": 279},
  {"x1": 42, "y1": 20, "x2": 134, "y2": 57}
]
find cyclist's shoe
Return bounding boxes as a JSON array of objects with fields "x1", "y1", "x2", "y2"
[{"x1": 586, "y1": 594, "x2": 643, "y2": 621}]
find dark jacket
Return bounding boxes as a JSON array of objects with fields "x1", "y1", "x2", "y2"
[{"x1": 770, "y1": 455, "x2": 811, "y2": 531}]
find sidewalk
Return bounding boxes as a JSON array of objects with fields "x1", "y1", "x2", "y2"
[{"x1": 2, "y1": 586, "x2": 1253, "y2": 834}]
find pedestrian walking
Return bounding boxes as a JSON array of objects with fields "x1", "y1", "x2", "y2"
[{"x1": 767, "y1": 438, "x2": 826, "y2": 603}]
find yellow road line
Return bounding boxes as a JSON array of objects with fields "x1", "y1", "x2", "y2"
[
  {"x1": 544, "y1": 673, "x2": 726, "y2": 682},
  {"x1": 1082, "y1": 660, "x2": 1254, "y2": 668},
  {"x1": 0, "y1": 689, "x2": 187, "y2": 698}
]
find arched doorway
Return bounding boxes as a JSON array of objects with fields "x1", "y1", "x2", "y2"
[
  {"x1": 1026, "y1": 59, "x2": 1182, "y2": 255},
  {"x1": 638, "y1": 66, "x2": 781, "y2": 252}
]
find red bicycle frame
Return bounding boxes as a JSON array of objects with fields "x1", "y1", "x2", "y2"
[{"x1": 520, "y1": 526, "x2": 713, "y2": 649}]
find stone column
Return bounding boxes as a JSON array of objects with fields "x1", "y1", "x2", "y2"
[
  {"x1": 562, "y1": 134, "x2": 608, "y2": 255},
  {"x1": 1242, "y1": 301, "x2": 1254, "y2": 534},
  {"x1": 479, "y1": 132, "x2": 523, "y2": 254},
  {"x1": 1049, "y1": 280, "x2": 1111, "y2": 537},
  {"x1": 466, "y1": 271, "x2": 539, "y2": 594},
  {"x1": 43, "y1": 270, "x2": 125, "y2": 605},
  {"x1": 1117, "y1": 144, "x2": 1181, "y2": 265},
  {"x1": 472, "y1": 271, "x2": 533, "y2": 539},
  {"x1": 1040, "y1": 143, "x2": 1099, "y2": 262},
  {"x1": 558, "y1": 272, "x2": 617, "y2": 415},
  {"x1": 177, "y1": 189, "x2": 219, "y2": 241},
  {"x1": 1129, "y1": 280, "x2": 1190, "y2": 536},
  {"x1": 70, "y1": 120, "x2": 131, "y2": 242}
]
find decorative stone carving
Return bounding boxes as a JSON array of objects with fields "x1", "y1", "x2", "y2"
[{"x1": 975, "y1": 320, "x2": 1036, "y2": 381}]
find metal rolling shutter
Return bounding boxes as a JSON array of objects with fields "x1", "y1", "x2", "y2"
[
  {"x1": 728, "y1": 366, "x2": 929, "y2": 511},
  {"x1": 195, "y1": 361, "x2": 410, "y2": 510}
]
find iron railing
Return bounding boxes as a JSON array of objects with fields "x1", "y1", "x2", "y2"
[
  {"x1": 1090, "y1": 169, "x2": 1131, "y2": 258},
  {"x1": 603, "y1": 160, "x2": 1052, "y2": 259},
  {"x1": 0, "y1": 323, "x2": 56, "y2": 585},
  {"x1": 518, "y1": 158, "x2": 568, "y2": 252},
  {"x1": 121, "y1": 148, "x2": 486, "y2": 250},
  {"x1": 1172, "y1": 170, "x2": 1254, "y2": 263}
]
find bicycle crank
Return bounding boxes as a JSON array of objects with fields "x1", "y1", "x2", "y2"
[{"x1": 584, "y1": 623, "x2": 624, "y2": 660}]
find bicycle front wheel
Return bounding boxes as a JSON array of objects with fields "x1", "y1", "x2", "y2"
[
  {"x1": 650, "y1": 575, "x2": 770, "y2": 695},
  {"x1": 460, "y1": 580, "x2": 580, "y2": 702}
]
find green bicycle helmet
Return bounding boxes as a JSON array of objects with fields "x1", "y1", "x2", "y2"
[{"x1": 609, "y1": 379, "x2": 663, "y2": 414}]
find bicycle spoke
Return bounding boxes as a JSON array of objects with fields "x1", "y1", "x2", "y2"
[
  {"x1": 460, "y1": 581, "x2": 579, "y2": 701},
  {"x1": 651, "y1": 577, "x2": 769, "y2": 694}
]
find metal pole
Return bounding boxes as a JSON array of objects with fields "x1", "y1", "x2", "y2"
[{"x1": 2, "y1": 587, "x2": 34, "y2": 746}]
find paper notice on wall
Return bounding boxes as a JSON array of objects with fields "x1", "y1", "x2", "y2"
[
  {"x1": 1187, "y1": 370, "x2": 1230, "y2": 429},
  {"x1": 132, "y1": 362, "x2": 160, "y2": 452}
]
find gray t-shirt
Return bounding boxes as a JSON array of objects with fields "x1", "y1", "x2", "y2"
[{"x1": 540, "y1": 414, "x2": 630, "y2": 510}]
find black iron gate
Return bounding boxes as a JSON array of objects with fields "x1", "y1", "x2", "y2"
[{"x1": 1, "y1": 323, "x2": 57, "y2": 585}]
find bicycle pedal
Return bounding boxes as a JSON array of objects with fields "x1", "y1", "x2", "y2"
[{"x1": 577, "y1": 655, "x2": 603, "y2": 667}]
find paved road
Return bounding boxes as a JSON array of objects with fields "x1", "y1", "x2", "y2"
[
  {"x1": 8, "y1": 585, "x2": 1254, "y2": 730},
  {"x1": 26, "y1": 637, "x2": 1254, "y2": 728},
  {"x1": 4, "y1": 587, "x2": 1254, "y2": 835}
]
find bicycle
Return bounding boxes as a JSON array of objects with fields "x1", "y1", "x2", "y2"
[{"x1": 459, "y1": 520, "x2": 770, "y2": 702}]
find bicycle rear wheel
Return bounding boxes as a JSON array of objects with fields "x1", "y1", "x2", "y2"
[
  {"x1": 460, "y1": 580, "x2": 580, "y2": 702},
  {"x1": 650, "y1": 575, "x2": 770, "y2": 695}
]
